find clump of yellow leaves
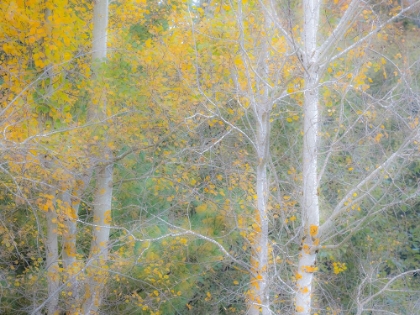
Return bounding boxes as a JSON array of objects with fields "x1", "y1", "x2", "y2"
[{"x1": 332, "y1": 261, "x2": 347, "y2": 274}]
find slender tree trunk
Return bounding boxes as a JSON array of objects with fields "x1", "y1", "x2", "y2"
[
  {"x1": 295, "y1": 0, "x2": 320, "y2": 314},
  {"x1": 83, "y1": 164, "x2": 113, "y2": 314},
  {"x1": 88, "y1": 0, "x2": 109, "y2": 121},
  {"x1": 43, "y1": 8, "x2": 60, "y2": 313},
  {"x1": 249, "y1": 121, "x2": 270, "y2": 315},
  {"x1": 61, "y1": 170, "x2": 93, "y2": 312},
  {"x1": 82, "y1": 1, "x2": 113, "y2": 313},
  {"x1": 45, "y1": 197, "x2": 59, "y2": 315},
  {"x1": 248, "y1": 3, "x2": 272, "y2": 312},
  {"x1": 61, "y1": 190, "x2": 79, "y2": 309}
]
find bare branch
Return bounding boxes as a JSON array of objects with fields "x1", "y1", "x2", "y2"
[
  {"x1": 317, "y1": 0, "x2": 364, "y2": 63},
  {"x1": 357, "y1": 269, "x2": 420, "y2": 314},
  {"x1": 325, "y1": 1, "x2": 420, "y2": 65},
  {"x1": 319, "y1": 127, "x2": 419, "y2": 239}
]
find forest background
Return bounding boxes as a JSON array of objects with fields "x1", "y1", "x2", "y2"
[{"x1": 1, "y1": 0, "x2": 420, "y2": 314}]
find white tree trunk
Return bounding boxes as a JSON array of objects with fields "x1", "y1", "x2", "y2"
[
  {"x1": 90, "y1": 166, "x2": 113, "y2": 264},
  {"x1": 61, "y1": 190, "x2": 79, "y2": 309},
  {"x1": 45, "y1": 200, "x2": 59, "y2": 315},
  {"x1": 248, "y1": 3, "x2": 272, "y2": 312},
  {"x1": 249, "y1": 118, "x2": 271, "y2": 315},
  {"x1": 61, "y1": 170, "x2": 93, "y2": 309},
  {"x1": 82, "y1": 1, "x2": 112, "y2": 313},
  {"x1": 88, "y1": 0, "x2": 109, "y2": 120},
  {"x1": 248, "y1": 98, "x2": 271, "y2": 315},
  {"x1": 43, "y1": 9, "x2": 59, "y2": 311},
  {"x1": 83, "y1": 164, "x2": 113, "y2": 314},
  {"x1": 295, "y1": 0, "x2": 320, "y2": 314}
]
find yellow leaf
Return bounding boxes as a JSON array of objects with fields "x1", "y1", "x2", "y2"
[
  {"x1": 302, "y1": 265, "x2": 318, "y2": 273},
  {"x1": 309, "y1": 224, "x2": 318, "y2": 236},
  {"x1": 104, "y1": 210, "x2": 112, "y2": 225},
  {"x1": 251, "y1": 223, "x2": 262, "y2": 233},
  {"x1": 301, "y1": 286, "x2": 309, "y2": 293},
  {"x1": 196, "y1": 203, "x2": 207, "y2": 214},
  {"x1": 374, "y1": 133, "x2": 383, "y2": 143},
  {"x1": 145, "y1": 38, "x2": 152, "y2": 48}
]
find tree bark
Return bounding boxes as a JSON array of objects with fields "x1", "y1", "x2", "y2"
[
  {"x1": 82, "y1": 1, "x2": 113, "y2": 313},
  {"x1": 61, "y1": 189, "x2": 80, "y2": 310},
  {"x1": 44, "y1": 9, "x2": 59, "y2": 313},
  {"x1": 83, "y1": 164, "x2": 113, "y2": 314},
  {"x1": 295, "y1": 0, "x2": 320, "y2": 314},
  {"x1": 249, "y1": 122, "x2": 270, "y2": 315},
  {"x1": 248, "y1": 2, "x2": 272, "y2": 312},
  {"x1": 45, "y1": 197, "x2": 59, "y2": 315}
]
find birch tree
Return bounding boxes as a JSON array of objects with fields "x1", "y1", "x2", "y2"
[
  {"x1": 43, "y1": 7, "x2": 60, "y2": 314},
  {"x1": 293, "y1": 0, "x2": 420, "y2": 313},
  {"x1": 82, "y1": 0, "x2": 114, "y2": 312}
]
